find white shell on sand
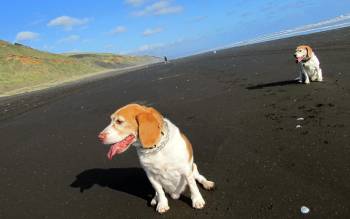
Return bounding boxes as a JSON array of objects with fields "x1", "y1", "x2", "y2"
[{"x1": 301, "y1": 206, "x2": 310, "y2": 214}]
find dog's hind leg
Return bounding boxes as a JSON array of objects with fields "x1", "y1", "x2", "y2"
[
  {"x1": 192, "y1": 163, "x2": 215, "y2": 190},
  {"x1": 185, "y1": 170, "x2": 206, "y2": 209}
]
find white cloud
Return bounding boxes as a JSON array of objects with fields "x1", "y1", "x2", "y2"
[
  {"x1": 133, "y1": 0, "x2": 183, "y2": 16},
  {"x1": 47, "y1": 16, "x2": 90, "y2": 30},
  {"x1": 125, "y1": 0, "x2": 146, "y2": 6},
  {"x1": 132, "y1": 37, "x2": 185, "y2": 55},
  {"x1": 110, "y1": 26, "x2": 127, "y2": 34},
  {"x1": 143, "y1": 27, "x2": 163, "y2": 36},
  {"x1": 58, "y1": 35, "x2": 80, "y2": 43},
  {"x1": 15, "y1": 31, "x2": 39, "y2": 41},
  {"x1": 138, "y1": 43, "x2": 164, "y2": 52},
  {"x1": 126, "y1": 37, "x2": 189, "y2": 56}
]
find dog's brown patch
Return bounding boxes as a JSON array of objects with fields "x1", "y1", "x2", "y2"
[
  {"x1": 181, "y1": 133, "x2": 193, "y2": 161},
  {"x1": 112, "y1": 104, "x2": 146, "y2": 133},
  {"x1": 137, "y1": 110, "x2": 163, "y2": 148}
]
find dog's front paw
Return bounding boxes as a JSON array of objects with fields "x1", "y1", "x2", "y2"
[
  {"x1": 192, "y1": 197, "x2": 206, "y2": 209},
  {"x1": 156, "y1": 202, "x2": 170, "y2": 214},
  {"x1": 203, "y1": 180, "x2": 215, "y2": 190}
]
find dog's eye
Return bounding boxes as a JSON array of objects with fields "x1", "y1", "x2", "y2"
[{"x1": 115, "y1": 119, "x2": 123, "y2": 125}]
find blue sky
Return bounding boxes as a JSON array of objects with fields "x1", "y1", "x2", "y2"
[{"x1": 1, "y1": 0, "x2": 350, "y2": 58}]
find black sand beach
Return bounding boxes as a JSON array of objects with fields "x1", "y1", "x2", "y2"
[{"x1": 1, "y1": 27, "x2": 350, "y2": 218}]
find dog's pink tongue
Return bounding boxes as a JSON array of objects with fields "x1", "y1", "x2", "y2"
[
  {"x1": 107, "y1": 135, "x2": 135, "y2": 160},
  {"x1": 297, "y1": 57, "x2": 303, "y2": 63}
]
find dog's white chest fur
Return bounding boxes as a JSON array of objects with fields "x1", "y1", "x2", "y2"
[
  {"x1": 302, "y1": 55, "x2": 319, "y2": 72},
  {"x1": 136, "y1": 119, "x2": 190, "y2": 194},
  {"x1": 299, "y1": 54, "x2": 323, "y2": 83}
]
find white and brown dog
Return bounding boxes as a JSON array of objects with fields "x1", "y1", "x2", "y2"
[
  {"x1": 98, "y1": 104, "x2": 215, "y2": 214},
  {"x1": 294, "y1": 45, "x2": 323, "y2": 84}
]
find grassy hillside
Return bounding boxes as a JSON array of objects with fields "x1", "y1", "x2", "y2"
[{"x1": 0, "y1": 40, "x2": 159, "y2": 95}]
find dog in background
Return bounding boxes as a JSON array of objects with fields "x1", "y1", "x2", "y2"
[
  {"x1": 98, "y1": 104, "x2": 215, "y2": 214},
  {"x1": 294, "y1": 45, "x2": 323, "y2": 84}
]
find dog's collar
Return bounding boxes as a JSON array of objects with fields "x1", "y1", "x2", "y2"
[
  {"x1": 137, "y1": 120, "x2": 170, "y2": 155},
  {"x1": 301, "y1": 56, "x2": 311, "y2": 63}
]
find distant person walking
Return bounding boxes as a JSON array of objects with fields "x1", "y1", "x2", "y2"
[{"x1": 164, "y1": 56, "x2": 168, "y2": 64}]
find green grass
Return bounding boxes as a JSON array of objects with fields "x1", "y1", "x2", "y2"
[{"x1": 0, "y1": 40, "x2": 158, "y2": 95}]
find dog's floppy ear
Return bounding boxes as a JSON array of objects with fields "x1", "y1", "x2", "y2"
[
  {"x1": 136, "y1": 108, "x2": 163, "y2": 149},
  {"x1": 304, "y1": 45, "x2": 313, "y2": 58}
]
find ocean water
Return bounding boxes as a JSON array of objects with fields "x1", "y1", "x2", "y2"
[{"x1": 226, "y1": 14, "x2": 350, "y2": 49}]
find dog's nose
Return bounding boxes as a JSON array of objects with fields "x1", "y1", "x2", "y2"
[
  {"x1": 98, "y1": 132, "x2": 107, "y2": 141},
  {"x1": 293, "y1": 54, "x2": 297, "y2": 58}
]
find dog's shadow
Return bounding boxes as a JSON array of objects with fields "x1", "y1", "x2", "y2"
[
  {"x1": 70, "y1": 168, "x2": 154, "y2": 201},
  {"x1": 70, "y1": 167, "x2": 193, "y2": 207},
  {"x1": 246, "y1": 79, "x2": 299, "y2": 90}
]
